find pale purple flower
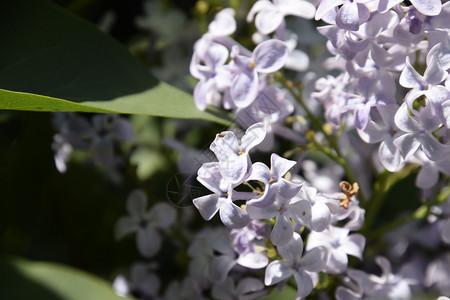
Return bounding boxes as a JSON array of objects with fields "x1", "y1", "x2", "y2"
[
  {"x1": 295, "y1": 186, "x2": 332, "y2": 232},
  {"x1": 115, "y1": 190, "x2": 176, "y2": 258},
  {"x1": 247, "y1": 0, "x2": 316, "y2": 35},
  {"x1": 335, "y1": 269, "x2": 378, "y2": 300},
  {"x1": 315, "y1": 0, "x2": 372, "y2": 31},
  {"x1": 164, "y1": 278, "x2": 206, "y2": 300},
  {"x1": 399, "y1": 56, "x2": 448, "y2": 115},
  {"x1": 52, "y1": 134, "x2": 73, "y2": 173},
  {"x1": 247, "y1": 196, "x2": 307, "y2": 245},
  {"x1": 265, "y1": 233, "x2": 328, "y2": 299},
  {"x1": 231, "y1": 221, "x2": 270, "y2": 269},
  {"x1": 210, "y1": 122, "x2": 266, "y2": 184},
  {"x1": 377, "y1": 0, "x2": 403, "y2": 13},
  {"x1": 212, "y1": 277, "x2": 266, "y2": 300},
  {"x1": 409, "y1": 150, "x2": 450, "y2": 189},
  {"x1": 190, "y1": 38, "x2": 229, "y2": 110},
  {"x1": 425, "y1": 253, "x2": 450, "y2": 294},
  {"x1": 306, "y1": 225, "x2": 365, "y2": 274},
  {"x1": 51, "y1": 112, "x2": 91, "y2": 172},
  {"x1": 394, "y1": 103, "x2": 450, "y2": 162},
  {"x1": 113, "y1": 263, "x2": 160, "y2": 299},
  {"x1": 357, "y1": 104, "x2": 405, "y2": 172},
  {"x1": 193, "y1": 162, "x2": 250, "y2": 229},
  {"x1": 343, "y1": 77, "x2": 395, "y2": 130},
  {"x1": 247, "y1": 153, "x2": 302, "y2": 208},
  {"x1": 368, "y1": 256, "x2": 415, "y2": 299},
  {"x1": 207, "y1": 8, "x2": 236, "y2": 37},
  {"x1": 302, "y1": 161, "x2": 344, "y2": 193},
  {"x1": 88, "y1": 114, "x2": 134, "y2": 167},
  {"x1": 227, "y1": 39, "x2": 289, "y2": 108},
  {"x1": 235, "y1": 86, "x2": 300, "y2": 149}
]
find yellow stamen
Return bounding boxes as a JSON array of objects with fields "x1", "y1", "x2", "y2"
[
  {"x1": 269, "y1": 178, "x2": 275, "y2": 184},
  {"x1": 247, "y1": 61, "x2": 256, "y2": 69}
]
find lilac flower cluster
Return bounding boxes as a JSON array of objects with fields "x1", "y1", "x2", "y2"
[
  {"x1": 187, "y1": 0, "x2": 450, "y2": 299},
  {"x1": 312, "y1": 0, "x2": 450, "y2": 188},
  {"x1": 191, "y1": 123, "x2": 368, "y2": 299}
]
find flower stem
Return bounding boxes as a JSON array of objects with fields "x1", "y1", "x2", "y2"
[{"x1": 366, "y1": 179, "x2": 450, "y2": 240}]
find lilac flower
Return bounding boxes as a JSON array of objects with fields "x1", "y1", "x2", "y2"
[
  {"x1": 247, "y1": 153, "x2": 302, "y2": 208},
  {"x1": 113, "y1": 263, "x2": 160, "y2": 299},
  {"x1": 377, "y1": 0, "x2": 403, "y2": 13},
  {"x1": 247, "y1": 196, "x2": 307, "y2": 245},
  {"x1": 212, "y1": 277, "x2": 266, "y2": 300},
  {"x1": 399, "y1": 56, "x2": 448, "y2": 115},
  {"x1": 357, "y1": 104, "x2": 405, "y2": 172},
  {"x1": 394, "y1": 103, "x2": 450, "y2": 162},
  {"x1": 231, "y1": 221, "x2": 270, "y2": 269},
  {"x1": 409, "y1": 150, "x2": 450, "y2": 189},
  {"x1": 335, "y1": 269, "x2": 378, "y2": 300},
  {"x1": 235, "y1": 86, "x2": 300, "y2": 150},
  {"x1": 343, "y1": 77, "x2": 395, "y2": 130},
  {"x1": 51, "y1": 112, "x2": 91, "y2": 172},
  {"x1": 115, "y1": 190, "x2": 176, "y2": 258},
  {"x1": 52, "y1": 134, "x2": 73, "y2": 173},
  {"x1": 88, "y1": 114, "x2": 134, "y2": 167},
  {"x1": 306, "y1": 225, "x2": 365, "y2": 274},
  {"x1": 190, "y1": 38, "x2": 229, "y2": 110},
  {"x1": 425, "y1": 253, "x2": 450, "y2": 294},
  {"x1": 193, "y1": 162, "x2": 250, "y2": 229},
  {"x1": 247, "y1": 0, "x2": 316, "y2": 35},
  {"x1": 207, "y1": 8, "x2": 236, "y2": 37},
  {"x1": 210, "y1": 122, "x2": 266, "y2": 184},
  {"x1": 227, "y1": 40, "x2": 289, "y2": 108},
  {"x1": 302, "y1": 161, "x2": 344, "y2": 193},
  {"x1": 296, "y1": 186, "x2": 332, "y2": 232},
  {"x1": 265, "y1": 233, "x2": 328, "y2": 299},
  {"x1": 164, "y1": 277, "x2": 207, "y2": 300},
  {"x1": 315, "y1": 0, "x2": 371, "y2": 31},
  {"x1": 368, "y1": 256, "x2": 416, "y2": 299}
]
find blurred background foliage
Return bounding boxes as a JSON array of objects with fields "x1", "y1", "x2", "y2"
[{"x1": 0, "y1": 0, "x2": 235, "y2": 292}]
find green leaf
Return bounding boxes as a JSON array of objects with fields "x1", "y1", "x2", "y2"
[
  {"x1": 261, "y1": 286, "x2": 297, "y2": 300},
  {"x1": 0, "y1": 0, "x2": 229, "y2": 125},
  {"x1": 0, "y1": 257, "x2": 124, "y2": 300}
]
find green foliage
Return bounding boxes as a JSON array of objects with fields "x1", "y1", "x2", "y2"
[
  {"x1": 261, "y1": 285, "x2": 297, "y2": 300},
  {"x1": 0, "y1": 0, "x2": 228, "y2": 125},
  {"x1": 0, "y1": 256, "x2": 123, "y2": 300}
]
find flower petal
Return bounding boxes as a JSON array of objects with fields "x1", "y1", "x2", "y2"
[
  {"x1": 126, "y1": 190, "x2": 148, "y2": 218},
  {"x1": 231, "y1": 69, "x2": 259, "y2": 108},
  {"x1": 241, "y1": 122, "x2": 267, "y2": 153},
  {"x1": 137, "y1": 228, "x2": 160, "y2": 257},
  {"x1": 149, "y1": 202, "x2": 176, "y2": 229},
  {"x1": 220, "y1": 200, "x2": 250, "y2": 228},
  {"x1": 301, "y1": 246, "x2": 328, "y2": 272},
  {"x1": 115, "y1": 216, "x2": 138, "y2": 240},
  {"x1": 410, "y1": 0, "x2": 442, "y2": 16},
  {"x1": 271, "y1": 214, "x2": 294, "y2": 246},
  {"x1": 293, "y1": 270, "x2": 315, "y2": 299},
  {"x1": 255, "y1": 9, "x2": 284, "y2": 35},
  {"x1": 264, "y1": 261, "x2": 294, "y2": 286},
  {"x1": 193, "y1": 194, "x2": 221, "y2": 221},
  {"x1": 254, "y1": 40, "x2": 289, "y2": 73}
]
